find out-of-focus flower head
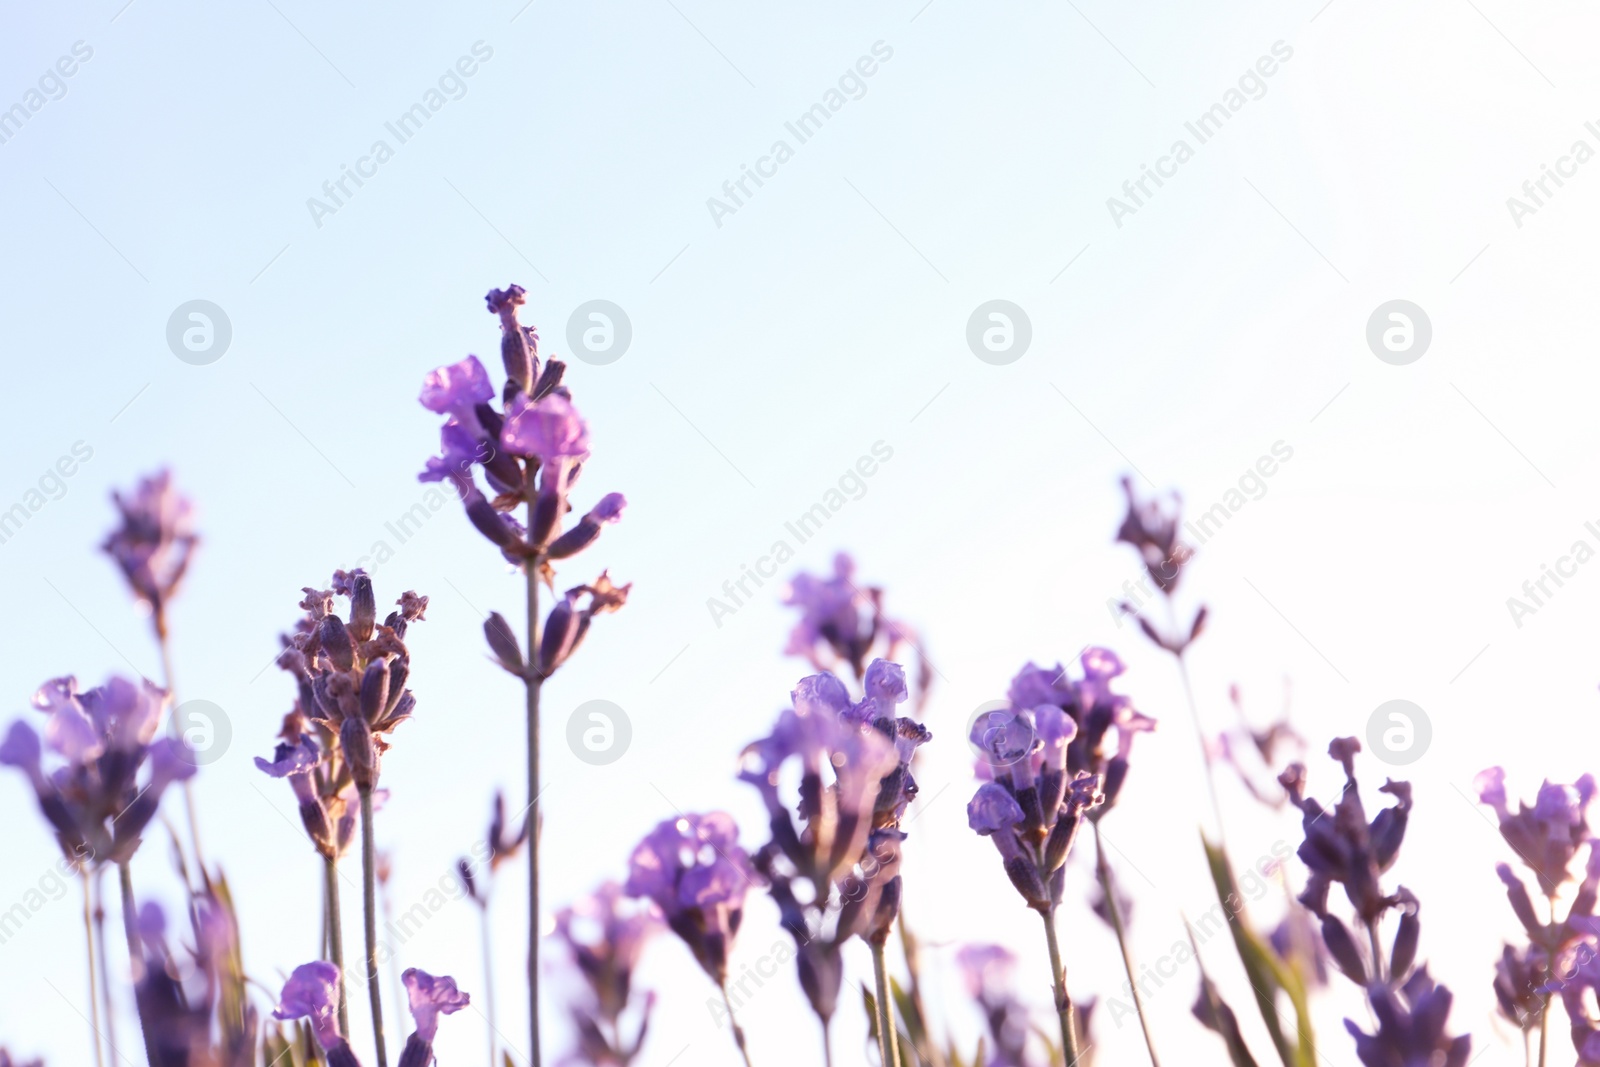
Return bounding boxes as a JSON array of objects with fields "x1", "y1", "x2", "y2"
[
  {"x1": 134, "y1": 892, "x2": 253, "y2": 1067},
  {"x1": 781, "y1": 553, "x2": 930, "y2": 702},
  {"x1": 1475, "y1": 766, "x2": 1596, "y2": 896},
  {"x1": 1343, "y1": 967, "x2": 1470, "y2": 1067},
  {"x1": 0, "y1": 674, "x2": 190, "y2": 865},
  {"x1": 459, "y1": 790, "x2": 530, "y2": 906},
  {"x1": 102, "y1": 469, "x2": 198, "y2": 634},
  {"x1": 397, "y1": 968, "x2": 469, "y2": 1067},
  {"x1": 552, "y1": 880, "x2": 661, "y2": 1065},
  {"x1": 273, "y1": 961, "x2": 343, "y2": 1052},
  {"x1": 624, "y1": 812, "x2": 758, "y2": 986},
  {"x1": 1492, "y1": 942, "x2": 1546, "y2": 1032},
  {"x1": 955, "y1": 943, "x2": 1046, "y2": 1067},
  {"x1": 1115, "y1": 476, "x2": 1191, "y2": 596}
]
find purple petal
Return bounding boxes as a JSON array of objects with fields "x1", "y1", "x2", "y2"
[
  {"x1": 402, "y1": 968, "x2": 470, "y2": 1042},
  {"x1": 418, "y1": 356, "x2": 493, "y2": 415}
]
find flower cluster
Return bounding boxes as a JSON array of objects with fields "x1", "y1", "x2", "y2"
[
  {"x1": 133, "y1": 894, "x2": 252, "y2": 1067},
  {"x1": 624, "y1": 812, "x2": 757, "y2": 987},
  {"x1": 272, "y1": 962, "x2": 466, "y2": 1067},
  {"x1": 967, "y1": 651, "x2": 1153, "y2": 912},
  {"x1": 783, "y1": 553, "x2": 925, "y2": 694},
  {"x1": 271, "y1": 569, "x2": 426, "y2": 795},
  {"x1": 551, "y1": 881, "x2": 661, "y2": 1066},
  {"x1": 956, "y1": 944, "x2": 1042, "y2": 1067},
  {"x1": 0, "y1": 675, "x2": 191, "y2": 866},
  {"x1": 739, "y1": 661, "x2": 929, "y2": 1029},
  {"x1": 101, "y1": 469, "x2": 198, "y2": 637}
]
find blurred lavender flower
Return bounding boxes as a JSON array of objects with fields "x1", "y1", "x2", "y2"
[
  {"x1": 782, "y1": 554, "x2": 930, "y2": 708},
  {"x1": 0, "y1": 675, "x2": 190, "y2": 865},
  {"x1": 397, "y1": 969, "x2": 469, "y2": 1067},
  {"x1": 1475, "y1": 767, "x2": 1596, "y2": 897},
  {"x1": 956, "y1": 944, "x2": 1038, "y2": 1067},
  {"x1": 274, "y1": 962, "x2": 361, "y2": 1066},
  {"x1": 133, "y1": 893, "x2": 254, "y2": 1067},
  {"x1": 102, "y1": 470, "x2": 197, "y2": 638},
  {"x1": 551, "y1": 882, "x2": 661, "y2": 1066},
  {"x1": 1343, "y1": 967, "x2": 1470, "y2": 1067},
  {"x1": 737, "y1": 666, "x2": 909, "y2": 1041}
]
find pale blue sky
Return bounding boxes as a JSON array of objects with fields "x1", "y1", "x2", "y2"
[{"x1": 3, "y1": 1, "x2": 1600, "y2": 1065}]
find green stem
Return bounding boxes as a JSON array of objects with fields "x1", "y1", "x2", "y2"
[
  {"x1": 156, "y1": 624, "x2": 208, "y2": 885},
  {"x1": 93, "y1": 873, "x2": 118, "y2": 1065},
  {"x1": 324, "y1": 853, "x2": 350, "y2": 1038},
  {"x1": 719, "y1": 982, "x2": 755, "y2": 1067},
  {"x1": 1093, "y1": 821, "x2": 1159, "y2": 1066},
  {"x1": 1040, "y1": 907, "x2": 1082, "y2": 1066},
  {"x1": 870, "y1": 939, "x2": 899, "y2": 1067},
  {"x1": 117, "y1": 862, "x2": 160, "y2": 1067},
  {"x1": 481, "y1": 901, "x2": 498, "y2": 1067},
  {"x1": 360, "y1": 787, "x2": 388, "y2": 1067},
  {"x1": 81, "y1": 872, "x2": 105, "y2": 1067},
  {"x1": 526, "y1": 493, "x2": 545, "y2": 1067}
]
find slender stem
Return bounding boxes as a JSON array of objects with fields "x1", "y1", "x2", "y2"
[
  {"x1": 870, "y1": 940, "x2": 900, "y2": 1067},
  {"x1": 1174, "y1": 651, "x2": 1227, "y2": 847},
  {"x1": 324, "y1": 854, "x2": 350, "y2": 1038},
  {"x1": 1093, "y1": 822, "x2": 1159, "y2": 1066},
  {"x1": 1040, "y1": 907, "x2": 1082, "y2": 1067},
  {"x1": 525, "y1": 493, "x2": 545, "y2": 1067},
  {"x1": 895, "y1": 911, "x2": 946, "y2": 1067},
  {"x1": 1365, "y1": 919, "x2": 1386, "y2": 985},
  {"x1": 156, "y1": 625, "x2": 208, "y2": 884},
  {"x1": 360, "y1": 787, "x2": 388, "y2": 1067},
  {"x1": 481, "y1": 901, "x2": 498, "y2": 1067},
  {"x1": 718, "y1": 983, "x2": 755, "y2": 1067},
  {"x1": 821, "y1": 1016, "x2": 833, "y2": 1067},
  {"x1": 93, "y1": 872, "x2": 119, "y2": 1065},
  {"x1": 1539, "y1": 893, "x2": 1557, "y2": 1067},
  {"x1": 117, "y1": 862, "x2": 160, "y2": 1067},
  {"x1": 81, "y1": 872, "x2": 105, "y2": 1067}
]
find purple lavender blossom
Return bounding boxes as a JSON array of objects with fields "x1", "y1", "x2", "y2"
[
  {"x1": 1475, "y1": 766, "x2": 1596, "y2": 896},
  {"x1": 0, "y1": 674, "x2": 188, "y2": 865},
  {"x1": 1115, "y1": 476, "x2": 1191, "y2": 596},
  {"x1": 400, "y1": 969, "x2": 469, "y2": 1052},
  {"x1": 274, "y1": 961, "x2": 344, "y2": 1050},
  {"x1": 501, "y1": 392, "x2": 591, "y2": 460},
  {"x1": 1343, "y1": 967, "x2": 1470, "y2": 1067},
  {"x1": 552, "y1": 882, "x2": 661, "y2": 1065},
  {"x1": 624, "y1": 812, "x2": 757, "y2": 986},
  {"x1": 102, "y1": 470, "x2": 198, "y2": 635},
  {"x1": 781, "y1": 554, "x2": 928, "y2": 700}
]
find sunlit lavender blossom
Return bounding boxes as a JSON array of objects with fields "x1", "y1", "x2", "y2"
[
  {"x1": 274, "y1": 962, "x2": 360, "y2": 1066},
  {"x1": 397, "y1": 969, "x2": 469, "y2": 1067},
  {"x1": 624, "y1": 812, "x2": 757, "y2": 986},
  {"x1": 552, "y1": 882, "x2": 661, "y2": 1066},
  {"x1": 956, "y1": 944, "x2": 1036, "y2": 1067},
  {"x1": 1475, "y1": 766, "x2": 1596, "y2": 896},
  {"x1": 102, "y1": 470, "x2": 198, "y2": 635},
  {"x1": 1343, "y1": 967, "x2": 1470, "y2": 1067},
  {"x1": 782, "y1": 554, "x2": 927, "y2": 696},
  {"x1": 0, "y1": 675, "x2": 191, "y2": 865},
  {"x1": 134, "y1": 894, "x2": 254, "y2": 1067}
]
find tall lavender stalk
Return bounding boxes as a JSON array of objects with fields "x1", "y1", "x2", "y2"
[
  {"x1": 417, "y1": 286, "x2": 630, "y2": 1067},
  {"x1": 79, "y1": 870, "x2": 105, "y2": 1067}
]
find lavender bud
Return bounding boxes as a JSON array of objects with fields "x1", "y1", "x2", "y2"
[
  {"x1": 359, "y1": 661, "x2": 390, "y2": 724},
  {"x1": 385, "y1": 660, "x2": 409, "y2": 715},
  {"x1": 341, "y1": 718, "x2": 377, "y2": 790},
  {"x1": 465, "y1": 493, "x2": 523, "y2": 550},
  {"x1": 487, "y1": 285, "x2": 533, "y2": 392},
  {"x1": 1391, "y1": 900, "x2": 1420, "y2": 980},
  {"x1": 1004, "y1": 855, "x2": 1050, "y2": 910},
  {"x1": 1319, "y1": 914, "x2": 1367, "y2": 984},
  {"x1": 547, "y1": 493, "x2": 627, "y2": 559},
  {"x1": 350, "y1": 574, "x2": 376, "y2": 643},
  {"x1": 531, "y1": 358, "x2": 565, "y2": 401},
  {"x1": 1497, "y1": 864, "x2": 1541, "y2": 937},
  {"x1": 318, "y1": 615, "x2": 354, "y2": 673},
  {"x1": 301, "y1": 799, "x2": 335, "y2": 857},
  {"x1": 483, "y1": 612, "x2": 524, "y2": 676},
  {"x1": 538, "y1": 596, "x2": 580, "y2": 677}
]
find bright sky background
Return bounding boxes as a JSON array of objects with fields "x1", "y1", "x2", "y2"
[{"x1": 3, "y1": 1, "x2": 1600, "y2": 1066}]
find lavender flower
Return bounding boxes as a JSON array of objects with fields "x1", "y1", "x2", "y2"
[
  {"x1": 956, "y1": 944, "x2": 1037, "y2": 1067},
  {"x1": 102, "y1": 470, "x2": 198, "y2": 636},
  {"x1": 134, "y1": 894, "x2": 254, "y2": 1067},
  {"x1": 624, "y1": 812, "x2": 757, "y2": 986},
  {"x1": 781, "y1": 554, "x2": 928, "y2": 701},
  {"x1": 1343, "y1": 967, "x2": 1470, "y2": 1067},
  {"x1": 274, "y1": 962, "x2": 360, "y2": 1065},
  {"x1": 397, "y1": 969, "x2": 469, "y2": 1067},
  {"x1": 0, "y1": 675, "x2": 190, "y2": 865},
  {"x1": 552, "y1": 882, "x2": 661, "y2": 1066},
  {"x1": 1115, "y1": 476, "x2": 1192, "y2": 596},
  {"x1": 1475, "y1": 766, "x2": 1596, "y2": 896}
]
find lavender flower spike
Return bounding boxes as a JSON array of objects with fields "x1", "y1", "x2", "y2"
[
  {"x1": 397, "y1": 969, "x2": 469, "y2": 1067},
  {"x1": 102, "y1": 469, "x2": 198, "y2": 634}
]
